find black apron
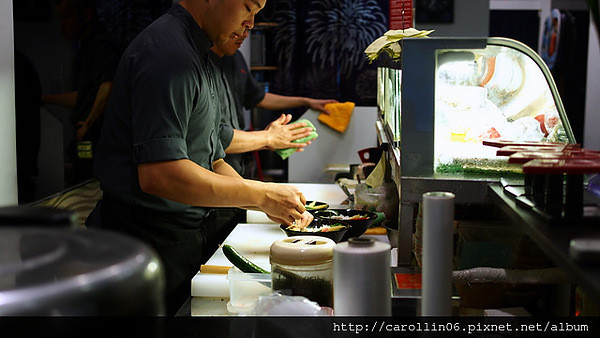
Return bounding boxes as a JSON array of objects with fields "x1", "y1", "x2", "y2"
[{"x1": 86, "y1": 195, "x2": 207, "y2": 316}]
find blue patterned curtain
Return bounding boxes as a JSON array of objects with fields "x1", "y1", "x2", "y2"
[
  {"x1": 271, "y1": 0, "x2": 389, "y2": 107},
  {"x1": 96, "y1": 0, "x2": 172, "y2": 50}
]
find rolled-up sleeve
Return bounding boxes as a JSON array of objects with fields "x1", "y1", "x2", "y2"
[
  {"x1": 135, "y1": 137, "x2": 188, "y2": 163},
  {"x1": 129, "y1": 51, "x2": 197, "y2": 164},
  {"x1": 219, "y1": 123, "x2": 235, "y2": 151}
]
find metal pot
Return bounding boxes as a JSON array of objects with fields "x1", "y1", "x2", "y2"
[{"x1": 0, "y1": 227, "x2": 165, "y2": 315}]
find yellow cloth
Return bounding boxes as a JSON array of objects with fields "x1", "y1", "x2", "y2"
[{"x1": 318, "y1": 102, "x2": 355, "y2": 133}]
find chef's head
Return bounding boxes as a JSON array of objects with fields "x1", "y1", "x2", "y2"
[
  {"x1": 55, "y1": 0, "x2": 97, "y2": 41},
  {"x1": 211, "y1": 28, "x2": 250, "y2": 57},
  {"x1": 185, "y1": 0, "x2": 264, "y2": 46}
]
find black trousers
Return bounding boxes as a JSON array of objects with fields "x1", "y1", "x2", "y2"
[
  {"x1": 201, "y1": 207, "x2": 245, "y2": 259},
  {"x1": 86, "y1": 197, "x2": 207, "y2": 316}
]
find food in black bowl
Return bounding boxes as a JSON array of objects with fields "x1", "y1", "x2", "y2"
[
  {"x1": 304, "y1": 201, "x2": 329, "y2": 213},
  {"x1": 279, "y1": 218, "x2": 350, "y2": 243},
  {"x1": 313, "y1": 209, "x2": 378, "y2": 241}
]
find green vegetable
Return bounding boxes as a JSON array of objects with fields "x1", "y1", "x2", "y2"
[
  {"x1": 306, "y1": 201, "x2": 318, "y2": 209},
  {"x1": 305, "y1": 201, "x2": 327, "y2": 210},
  {"x1": 275, "y1": 119, "x2": 318, "y2": 160},
  {"x1": 222, "y1": 244, "x2": 270, "y2": 274}
]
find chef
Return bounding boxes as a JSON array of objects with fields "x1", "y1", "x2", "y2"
[{"x1": 86, "y1": 0, "x2": 312, "y2": 316}]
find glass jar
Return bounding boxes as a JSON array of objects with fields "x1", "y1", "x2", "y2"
[{"x1": 269, "y1": 236, "x2": 335, "y2": 308}]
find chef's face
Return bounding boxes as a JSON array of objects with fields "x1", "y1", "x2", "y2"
[
  {"x1": 212, "y1": 28, "x2": 249, "y2": 56},
  {"x1": 205, "y1": 0, "x2": 265, "y2": 45}
]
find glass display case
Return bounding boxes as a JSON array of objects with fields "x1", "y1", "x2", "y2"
[
  {"x1": 378, "y1": 37, "x2": 575, "y2": 178},
  {"x1": 376, "y1": 37, "x2": 576, "y2": 265}
]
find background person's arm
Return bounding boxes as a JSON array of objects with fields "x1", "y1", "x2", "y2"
[
  {"x1": 41, "y1": 91, "x2": 78, "y2": 108},
  {"x1": 256, "y1": 92, "x2": 338, "y2": 114},
  {"x1": 76, "y1": 81, "x2": 113, "y2": 140}
]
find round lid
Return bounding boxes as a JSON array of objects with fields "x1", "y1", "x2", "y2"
[
  {"x1": 270, "y1": 236, "x2": 335, "y2": 266},
  {"x1": 0, "y1": 227, "x2": 164, "y2": 315},
  {"x1": 333, "y1": 237, "x2": 391, "y2": 254}
]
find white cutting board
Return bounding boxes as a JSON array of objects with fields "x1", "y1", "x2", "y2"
[
  {"x1": 191, "y1": 223, "x2": 285, "y2": 297},
  {"x1": 191, "y1": 183, "x2": 347, "y2": 298}
]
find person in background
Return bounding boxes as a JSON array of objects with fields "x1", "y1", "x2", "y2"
[
  {"x1": 202, "y1": 28, "x2": 338, "y2": 257},
  {"x1": 212, "y1": 28, "x2": 338, "y2": 178},
  {"x1": 42, "y1": 0, "x2": 120, "y2": 185},
  {"x1": 14, "y1": 49, "x2": 42, "y2": 204},
  {"x1": 86, "y1": 0, "x2": 313, "y2": 316}
]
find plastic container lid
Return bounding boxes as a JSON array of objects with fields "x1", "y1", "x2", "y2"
[{"x1": 270, "y1": 236, "x2": 335, "y2": 266}]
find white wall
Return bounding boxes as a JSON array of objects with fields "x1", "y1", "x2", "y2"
[
  {"x1": 584, "y1": 21, "x2": 600, "y2": 150},
  {"x1": 0, "y1": 1, "x2": 18, "y2": 206},
  {"x1": 288, "y1": 107, "x2": 378, "y2": 183}
]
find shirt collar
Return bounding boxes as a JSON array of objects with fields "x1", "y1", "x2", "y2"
[{"x1": 168, "y1": 3, "x2": 213, "y2": 53}]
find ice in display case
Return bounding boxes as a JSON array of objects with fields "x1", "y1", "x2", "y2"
[{"x1": 376, "y1": 37, "x2": 576, "y2": 265}]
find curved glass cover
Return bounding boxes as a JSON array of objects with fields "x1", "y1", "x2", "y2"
[{"x1": 433, "y1": 44, "x2": 570, "y2": 173}]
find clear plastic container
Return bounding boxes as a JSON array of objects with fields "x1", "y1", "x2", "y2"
[
  {"x1": 270, "y1": 236, "x2": 335, "y2": 308},
  {"x1": 226, "y1": 267, "x2": 272, "y2": 314},
  {"x1": 353, "y1": 183, "x2": 385, "y2": 212}
]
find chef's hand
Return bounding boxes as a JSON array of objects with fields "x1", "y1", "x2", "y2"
[
  {"x1": 264, "y1": 114, "x2": 313, "y2": 151},
  {"x1": 267, "y1": 210, "x2": 313, "y2": 228},
  {"x1": 295, "y1": 211, "x2": 314, "y2": 228},
  {"x1": 306, "y1": 98, "x2": 338, "y2": 115},
  {"x1": 259, "y1": 183, "x2": 307, "y2": 226}
]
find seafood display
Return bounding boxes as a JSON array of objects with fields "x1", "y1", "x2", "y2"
[{"x1": 432, "y1": 45, "x2": 570, "y2": 174}]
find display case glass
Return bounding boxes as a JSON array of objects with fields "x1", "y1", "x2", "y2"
[{"x1": 377, "y1": 37, "x2": 575, "y2": 178}]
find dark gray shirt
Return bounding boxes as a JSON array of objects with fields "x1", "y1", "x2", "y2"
[
  {"x1": 94, "y1": 4, "x2": 228, "y2": 220},
  {"x1": 219, "y1": 51, "x2": 265, "y2": 175}
]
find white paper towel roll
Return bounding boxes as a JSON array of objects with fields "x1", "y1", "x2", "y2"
[
  {"x1": 333, "y1": 238, "x2": 391, "y2": 316},
  {"x1": 246, "y1": 210, "x2": 276, "y2": 223},
  {"x1": 421, "y1": 191, "x2": 455, "y2": 316}
]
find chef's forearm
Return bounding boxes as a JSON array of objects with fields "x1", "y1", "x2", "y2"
[
  {"x1": 137, "y1": 158, "x2": 263, "y2": 209},
  {"x1": 212, "y1": 158, "x2": 243, "y2": 178},
  {"x1": 225, "y1": 129, "x2": 269, "y2": 154}
]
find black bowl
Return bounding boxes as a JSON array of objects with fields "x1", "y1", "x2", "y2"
[
  {"x1": 305, "y1": 200, "x2": 329, "y2": 212},
  {"x1": 279, "y1": 218, "x2": 350, "y2": 243},
  {"x1": 313, "y1": 209, "x2": 378, "y2": 241}
]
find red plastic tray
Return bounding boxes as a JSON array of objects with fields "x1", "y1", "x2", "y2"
[
  {"x1": 523, "y1": 158, "x2": 600, "y2": 174},
  {"x1": 483, "y1": 139, "x2": 579, "y2": 148}
]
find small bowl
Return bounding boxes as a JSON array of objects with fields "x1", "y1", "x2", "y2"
[
  {"x1": 279, "y1": 218, "x2": 350, "y2": 243},
  {"x1": 313, "y1": 209, "x2": 378, "y2": 241},
  {"x1": 305, "y1": 201, "x2": 329, "y2": 212}
]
